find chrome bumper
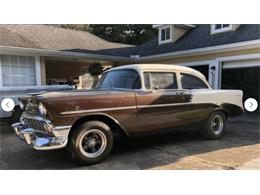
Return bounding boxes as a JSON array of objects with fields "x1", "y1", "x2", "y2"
[{"x1": 12, "y1": 119, "x2": 71, "y2": 150}]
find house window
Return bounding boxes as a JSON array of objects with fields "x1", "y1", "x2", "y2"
[
  {"x1": 159, "y1": 26, "x2": 171, "y2": 44},
  {"x1": 211, "y1": 24, "x2": 233, "y2": 34},
  {"x1": 0, "y1": 55, "x2": 36, "y2": 87}
]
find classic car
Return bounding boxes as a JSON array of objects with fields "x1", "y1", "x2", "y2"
[{"x1": 12, "y1": 64, "x2": 244, "y2": 164}]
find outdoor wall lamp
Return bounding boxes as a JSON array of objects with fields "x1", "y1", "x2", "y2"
[{"x1": 210, "y1": 66, "x2": 216, "y2": 71}]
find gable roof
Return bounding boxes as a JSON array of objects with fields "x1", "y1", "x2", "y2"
[
  {"x1": 0, "y1": 24, "x2": 133, "y2": 52},
  {"x1": 93, "y1": 24, "x2": 260, "y2": 57},
  {"x1": 0, "y1": 24, "x2": 259, "y2": 59}
]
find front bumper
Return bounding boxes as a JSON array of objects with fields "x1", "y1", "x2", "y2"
[{"x1": 12, "y1": 115, "x2": 71, "y2": 150}]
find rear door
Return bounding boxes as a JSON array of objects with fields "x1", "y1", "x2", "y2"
[{"x1": 136, "y1": 71, "x2": 192, "y2": 134}]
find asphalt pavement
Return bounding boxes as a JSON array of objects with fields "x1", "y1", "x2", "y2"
[{"x1": 0, "y1": 114, "x2": 259, "y2": 170}]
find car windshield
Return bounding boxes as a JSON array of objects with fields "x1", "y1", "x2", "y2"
[{"x1": 95, "y1": 69, "x2": 141, "y2": 90}]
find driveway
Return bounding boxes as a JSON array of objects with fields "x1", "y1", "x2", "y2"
[{"x1": 0, "y1": 114, "x2": 259, "y2": 170}]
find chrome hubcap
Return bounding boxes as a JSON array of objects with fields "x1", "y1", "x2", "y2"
[
  {"x1": 79, "y1": 129, "x2": 107, "y2": 158},
  {"x1": 211, "y1": 115, "x2": 224, "y2": 135}
]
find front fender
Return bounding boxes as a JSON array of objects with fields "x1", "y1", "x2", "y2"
[{"x1": 70, "y1": 113, "x2": 130, "y2": 136}]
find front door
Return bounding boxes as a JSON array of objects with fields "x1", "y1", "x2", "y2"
[
  {"x1": 136, "y1": 72, "x2": 192, "y2": 134},
  {"x1": 136, "y1": 90, "x2": 192, "y2": 134}
]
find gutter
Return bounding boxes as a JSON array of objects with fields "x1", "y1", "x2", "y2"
[
  {"x1": 136, "y1": 39, "x2": 260, "y2": 62},
  {"x1": 0, "y1": 46, "x2": 133, "y2": 63}
]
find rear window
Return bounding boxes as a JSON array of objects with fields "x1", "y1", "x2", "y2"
[{"x1": 181, "y1": 73, "x2": 208, "y2": 89}]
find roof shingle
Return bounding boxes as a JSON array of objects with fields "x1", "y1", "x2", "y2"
[
  {"x1": 93, "y1": 24, "x2": 260, "y2": 57},
  {"x1": 0, "y1": 24, "x2": 133, "y2": 51}
]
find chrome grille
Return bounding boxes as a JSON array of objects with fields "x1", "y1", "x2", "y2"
[{"x1": 22, "y1": 114, "x2": 53, "y2": 132}]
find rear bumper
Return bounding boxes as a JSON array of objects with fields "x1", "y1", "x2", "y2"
[{"x1": 12, "y1": 119, "x2": 71, "y2": 150}]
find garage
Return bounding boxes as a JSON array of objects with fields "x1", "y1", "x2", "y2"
[
  {"x1": 190, "y1": 65, "x2": 209, "y2": 80},
  {"x1": 221, "y1": 59, "x2": 260, "y2": 113}
]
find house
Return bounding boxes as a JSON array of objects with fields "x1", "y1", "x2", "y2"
[
  {"x1": 93, "y1": 24, "x2": 260, "y2": 103},
  {"x1": 0, "y1": 24, "x2": 259, "y2": 117},
  {"x1": 0, "y1": 24, "x2": 134, "y2": 117}
]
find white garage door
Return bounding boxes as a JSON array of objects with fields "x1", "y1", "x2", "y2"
[{"x1": 223, "y1": 59, "x2": 260, "y2": 69}]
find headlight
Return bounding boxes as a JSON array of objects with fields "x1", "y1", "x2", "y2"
[{"x1": 39, "y1": 102, "x2": 47, "y2": 116}]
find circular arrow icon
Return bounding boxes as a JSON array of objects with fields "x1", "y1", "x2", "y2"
[
  {"x1": 244, "y1": 98, "x2": 258, "y2": 112},
  {"x1": 1, "y1": 98, "x2": 15, "y2": 112}
]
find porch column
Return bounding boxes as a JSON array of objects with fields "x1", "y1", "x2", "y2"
[{"x1": 40, "y1": 56, "x2": 46, "y2": 85}]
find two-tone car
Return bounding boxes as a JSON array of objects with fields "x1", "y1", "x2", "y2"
[{"x1": 12, "y1": 64, "x2": 244, "y2": 164}]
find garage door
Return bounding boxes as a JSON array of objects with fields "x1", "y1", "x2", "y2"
[
  {"x1": 223, "y1": 59, "x2": 260, "y2": 70},
  {"x1": 189, "y1": 65, "x2": 209, "y2": 80},
  {"x1": 222, "y1": 59, "x2": 260, "y2": 113}
]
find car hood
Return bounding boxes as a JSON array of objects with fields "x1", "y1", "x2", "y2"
[
  {"x1": 36, "y1": 88, "x2": 132, "y2": 100},
  {"x1": 33, "y1": 88, "x2": 136, "y2": 118}
]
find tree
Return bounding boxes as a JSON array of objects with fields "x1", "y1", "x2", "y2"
[
  {"x1": 53, "y1": 24, "x2": 90, "y2": 31},
  {"x1": 52, "y1": 24, "x2": 157, "y2": 45},
  {"x1": 88, "y1": 24, "x2": 157, "y2": 45}
]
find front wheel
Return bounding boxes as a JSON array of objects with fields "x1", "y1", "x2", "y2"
[
  {"x1": 200, "y1": 111, "x2": 226, "y2": 140},
  {"x1": 68, "y1": 121, "x2": 113, "y2": 165}
]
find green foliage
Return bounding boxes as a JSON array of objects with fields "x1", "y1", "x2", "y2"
[
  {"x1": 53, "y1": 24, "x2": 90, "y2": 31},
  {"x1": 88, "y1": 24, "x2": 157, "y2": 45},
  {"x1": 52, "y1": 24, "x2": 157, "y2": 45}
]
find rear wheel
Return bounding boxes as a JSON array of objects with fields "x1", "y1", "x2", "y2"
[
  {"x1": 200, "y1": 111, "x2": 226, "y2": 140},
  {"x1": 68, "y1": 121, "x2": 113, "y2": 165}
]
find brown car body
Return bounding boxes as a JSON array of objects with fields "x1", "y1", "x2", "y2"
[
  {"x1": 12, "y1": 64, "x2": 243, "y2": 162},
  {"x1": 30, "y1": 64, "x2": 243, "y2": 136},
  {"x1": 36, "y1": 89, "x2": 218, "y2": 137}
]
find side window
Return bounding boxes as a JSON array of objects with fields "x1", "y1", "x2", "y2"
[
  {"x1": 144, "y1": 72, "x2": 178, "y2": 89},
  {"x1": 181, "y1": 73, "x2": 208, "y2": 89}
]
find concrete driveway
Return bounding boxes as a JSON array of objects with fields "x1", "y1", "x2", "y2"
[{"x1": 0, "y1": 114, "x2": 259, "y2": 170}]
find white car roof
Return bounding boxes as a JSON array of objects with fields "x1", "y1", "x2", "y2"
[{"x1": 108, "y1": 64, "x2": 206, "y2": 80}]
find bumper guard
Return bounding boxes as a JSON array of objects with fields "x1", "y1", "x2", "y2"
[{"x1": 12, "y1": 120, "x2": 71, "y2": 150}]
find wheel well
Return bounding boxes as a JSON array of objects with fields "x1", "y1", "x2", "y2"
[
  {"x1": 69, "y1": 114, "x2": 128, "y2": 138},
  {"x1": 212, "y1": 108, "x2": 229, "y2": 119}
]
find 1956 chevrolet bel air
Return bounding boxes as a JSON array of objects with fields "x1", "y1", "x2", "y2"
[{"x1": 12, "y1": 64, "x2": 244, "y2": 164}]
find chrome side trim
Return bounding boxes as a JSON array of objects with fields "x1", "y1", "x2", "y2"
[
  {"x1": 138, "y1": 102, "x2": 219, "y2": 108},
  {"x1": 60, "y1": 102, "x2": 219, "y2": 115},
  {"x1": 52, "y1": 125, "x2": 72, "y2": 130},
  {"x1": 52, "y1": 126, "x2": 71, "y2": 137},
  {"x1": 60, "y1": 106, "x2": 136, "y2": 115},
  {"x1": 138, "y1": 102, "x2": 190, "y2": 108}
]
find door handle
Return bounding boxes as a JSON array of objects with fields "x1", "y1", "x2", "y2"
[{"x1": 176, "y1": 91, "x2": 184, "y2": 95}]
